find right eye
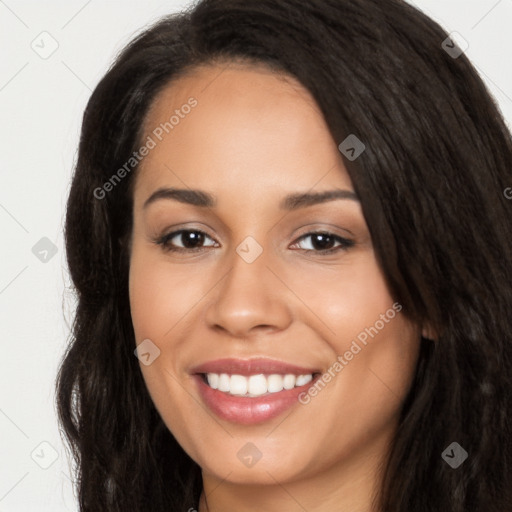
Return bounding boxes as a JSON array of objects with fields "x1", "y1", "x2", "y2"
[{"x1": 154, "y1": 229, "x2": 218, "y2": 253}]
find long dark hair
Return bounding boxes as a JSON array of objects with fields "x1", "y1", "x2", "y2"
[{"x1": 56, "y1": 0, "x2": 512, "y2": 510}]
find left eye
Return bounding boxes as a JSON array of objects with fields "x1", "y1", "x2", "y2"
[
  {"x1": 291, "y1": 232, "x2": 354, "y2": 253},
  {"x1": 155, "y1": 229, "x2": 217, "y2": 252},
  {"x1": 154, "y1": 229, "x2": 354, "y2": 255}
]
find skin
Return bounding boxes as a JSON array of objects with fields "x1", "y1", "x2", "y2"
[{"x1": 128, "y1": 62, "x2": 426, "y2": 512}]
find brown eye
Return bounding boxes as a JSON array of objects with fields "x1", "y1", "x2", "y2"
[
  {"x1": 292, "y1": 232, "x2": 354, "y2": 254},
  {"x1": 156, "y1": 229, "x2": 217, "y2": 253}
]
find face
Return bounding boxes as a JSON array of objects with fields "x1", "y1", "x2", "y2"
[{"x1": 129, "y1": 62, "x2": 422, "y2": 488}]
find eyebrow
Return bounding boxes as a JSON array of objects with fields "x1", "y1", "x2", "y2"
[{"x1": 142, "y1": 187, "x2": 359, "y2": 211}]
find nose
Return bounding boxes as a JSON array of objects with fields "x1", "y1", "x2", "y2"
[{"x1": 204, "y1": 242, "x2": 293, "y2": 339}]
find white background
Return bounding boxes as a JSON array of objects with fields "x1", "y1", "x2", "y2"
[{"x1": 1, "y1": 1, "x2": 511, "y2": 510}]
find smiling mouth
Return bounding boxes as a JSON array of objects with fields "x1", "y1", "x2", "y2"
[{"x1": 199, "y1": 372, "x2": 321, "y2": 397}]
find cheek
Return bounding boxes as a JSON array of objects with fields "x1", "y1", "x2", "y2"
[
  {"x1": 128, "y1": 247, "x2": 204, "y2": 341},
  {"x1": 326, "y1": 258, "x2": 419, "y2": 399},
  {"x1": 287, "y1": 251, "x2": 420, "y2": 421},
  {"x1": 128, "y1": 249, "x2": 203, "y2": 446},
  {"x1": 287, "y1": 249, "x2": 399, "y2": 343}
]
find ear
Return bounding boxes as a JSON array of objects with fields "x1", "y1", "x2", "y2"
[{"x1": 421, "y1": 323, "x2": 437, "y2": 341}]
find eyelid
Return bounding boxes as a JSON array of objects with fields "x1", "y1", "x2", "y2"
[
  {"x1": 155, "y1": 227, "x2": 217, "y2": 250},
  {"x1": 289, "y1": 230, "x2": 354, "y2": 253},
  {"x1": 153, "y1": 226, "x2": 355, "y2": 255},
  {"x1": 292, "y1": 223, "x2": 355, "y2": 239}
]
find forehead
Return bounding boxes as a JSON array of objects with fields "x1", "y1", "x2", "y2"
[
  {"x1": 144, "y1": 61, "x2": 316, "y2": 124},
  {"x1": 133, "y1": 63, "x2": 353, "y2": 207}
]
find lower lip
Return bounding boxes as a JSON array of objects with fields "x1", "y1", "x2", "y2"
[{"x1": 193, "y1": 374, "x2": 318, "y2": 425}]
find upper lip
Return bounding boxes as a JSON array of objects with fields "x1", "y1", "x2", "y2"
[{"x1": 190, "y1": 358, "x2": 321, "y2": 376}]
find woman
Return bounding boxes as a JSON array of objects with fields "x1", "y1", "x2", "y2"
[{"x1": 56, "y1": 0, "x2": 512, "y2": 510}]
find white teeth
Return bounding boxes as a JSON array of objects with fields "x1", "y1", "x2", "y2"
[
  {"x1": 229, "y1": 374, "x2": 248, "y2": 396},
  {"x1": 206, "y1": 373, "x2": 219, "y2": 389},
  {"x1": 267, "y1": 374, "x2": 284, "y2": 393},
  {"x1": 218, "y1": 373, "x2": 230, "y2": 392},
  {"x1": 295, "y1": 374, "x2": 313, "y2": 386},
  {"x1": 248, "y1": 374, "x2": 267, "y2": 395},
  {"x1": 283, "y1": 374, "x2": 296, "y2": 390},
  {"x1": 204, "y1": 372, "x2": 314, "y2": 396}
]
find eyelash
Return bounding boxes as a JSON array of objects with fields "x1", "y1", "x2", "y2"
[{"x1": 153, "y1": 229, "x2": 355, "y2": 255}]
